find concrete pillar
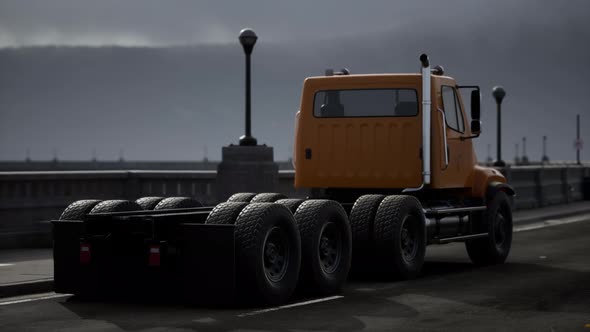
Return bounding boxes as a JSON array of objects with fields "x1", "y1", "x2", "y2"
[{"x1": 216, "y1": 145, "x2": 279, "y2": 202}]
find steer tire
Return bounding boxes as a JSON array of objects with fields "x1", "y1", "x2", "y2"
[
  {"x1": 373, "y1": 195, "x2": 426, "y2": 280},
  {"x1": 154, "y1": 197, "x2": 202, "y2": 210},
  {"x1": 234, "y1": 203, "x2": 301, "y2": 305},
  {"x1": 349, "y1": 194, "x2": 386, "y2": 274},
  {"x1": 205, "y1": 202, "x2": 249, "y2": 225},
  {"x1": 275, "y1": 199, "x2": 306, "y2": 214},
  {"x1": 250, "y1": 193, "x2": 288, "y2": 203},
  {"x1": 59, "y1": 200, "x2": 103, "y2": 221},
  {"x1": 135, "y1": 197, "x2": 165, "y2": 210},
  {"x1": 90, "y1": 200, "x2": 143, "y2": 214},
  {"x1": 465, "y1": 191, "x2": 513, "y2": 266},
  {"x1": 227, "y1": 192, "x2": 258, "y2": 203},
  {"x1": 294, "y1": 199, "x2": 352, "y2": 295}
]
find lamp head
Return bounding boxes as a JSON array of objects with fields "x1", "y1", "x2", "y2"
[
  {"x1": 492, "y1": 86, "x2": 506, "y2": 104},
  {"x1": 239, "y1": 28, "x2": 257, "y2": 55}
]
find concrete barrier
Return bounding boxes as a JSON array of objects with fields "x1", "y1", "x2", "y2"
[{"x1": 0, "y1": 166, "x2": 587, "y2": 249}]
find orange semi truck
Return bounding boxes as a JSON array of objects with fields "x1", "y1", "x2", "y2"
[{"x1": 53, "y1": 54, "x2": 515, "y2": 305}]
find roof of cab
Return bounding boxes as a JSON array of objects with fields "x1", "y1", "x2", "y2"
[{"x1": 303, "y1": 73, "x2": 455, "y2": 88}]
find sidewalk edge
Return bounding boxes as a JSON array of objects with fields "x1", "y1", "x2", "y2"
[{"x1": 0, "y1": 279, "x2": 54, "y2": 298}]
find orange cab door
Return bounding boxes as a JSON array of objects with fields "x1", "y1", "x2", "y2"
[{"x1": 435, "y1": 80, "x2": 472, "y2": 188}]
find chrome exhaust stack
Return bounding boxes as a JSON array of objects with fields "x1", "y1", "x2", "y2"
[
  {"x1": 403, "y1": 54, "x2": 432, "y2": 193},
  {"x1": 420, "y1": 54, "x2": 432, "y2": 185}
]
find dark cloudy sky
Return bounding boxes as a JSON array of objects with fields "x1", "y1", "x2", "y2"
[
  {"x1": 1, "y1": 0, "x2": 581, "y2": 47},
  {"x1": 0, "y1": 0, "x2": 589, "y2": 162}
]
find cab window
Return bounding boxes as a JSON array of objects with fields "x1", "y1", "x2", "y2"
[
  {"x1": 441, "y1": 86, "x2": 465, "y2": 132},
  {"x1": 313, "y1": 89, "x2": 418, "y2": 118}
]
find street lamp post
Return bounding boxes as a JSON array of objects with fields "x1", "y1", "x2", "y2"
[
  {"x1": 576, "y1": 114, "x2": 581, "y2": 165},
  {"x1": 238, "y1": 28, "x2": 258, "y2": 146},
  {"x1": 542, "y1": 136, "x2": 550, "y2": 163},
  {"x1": 492, "y1": 86, "x2": 506, "y2": 167},
  {"x1": 522, "y1": 136, "x2": 529, "y2": 164}
]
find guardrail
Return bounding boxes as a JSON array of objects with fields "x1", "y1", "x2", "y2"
[
  {"x1": 502, "y1": 165, "x2": 589, "y2": 209},
  {"x1": 0, "y1": 166, "x2": 587, "y2": 248}
]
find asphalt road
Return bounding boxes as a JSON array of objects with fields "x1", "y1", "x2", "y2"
[{"x1": 1, "y1": 217, "x2": 589, "y2": 332}]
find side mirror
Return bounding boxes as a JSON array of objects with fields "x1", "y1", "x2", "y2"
[
  {"x1": 470, "y1": 90, "x2": 480, "y2": 120},
  {"x1": 471, "y1": 120, "x2": 481, "y2": 134}
]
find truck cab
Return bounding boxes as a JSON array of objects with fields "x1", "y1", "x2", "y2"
[{"x1": 294, "y1": 60, "x2": 506, "y2": 201}]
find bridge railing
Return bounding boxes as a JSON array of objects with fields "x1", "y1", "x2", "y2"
[
  {"x1": 0, "y1": 166, "x2": 588, "y2": 248},
  {"x1": 502, "y1": 165, "x2": 589, "y2": 209}
]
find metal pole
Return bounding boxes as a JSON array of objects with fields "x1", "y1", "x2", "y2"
[
  {"x1": 238, "y1": 28, "x2": 257, "y2": 146},
  {"x1": 576, "y1": 114, "x2": 582, "y2": 165},
  {"x1": 492, "y1": 86, "x2": 506, "y2": 167},
  {"x1": 497, "y1": 102, "x2": 501, "y2": 163},
  {"x1": 245, "y1": 53, "x2": 251, "y2": 138},
  {"x1": 522, "y1": 136, "x2": 529, "y2": 164},
  {"x1": 543, "y1": 136, "x2": 547, "y2": 156},
  {"x1": 542, "y1": 136, "x2": 549, "y2": 163}
]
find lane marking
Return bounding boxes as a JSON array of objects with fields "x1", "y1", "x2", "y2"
[
  {"x1": 0, "y1": 293, "x2": 70, "y2": 306},
  {"x1": 0, "y1": 263, "x2": 14, "y2": 267},
  {"x1": 237, "y1": 295, "x2": 343, "y2": 317},
  {"x1": 514, "y1": 213, "x2": 590, "y2": 233}
]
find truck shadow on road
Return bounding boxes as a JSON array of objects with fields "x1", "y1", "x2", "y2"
[{"x1": 55, "y1": 260, "x2": 590, "y2": 331}]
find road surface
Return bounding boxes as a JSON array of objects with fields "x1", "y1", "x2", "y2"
[{"x1": 0, "y1": 215, "x2": 589, "y2": 331}]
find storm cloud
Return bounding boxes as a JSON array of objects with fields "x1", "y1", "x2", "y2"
[{"x1": 0, "y1": 0, "x2": 589, "y2": 162}]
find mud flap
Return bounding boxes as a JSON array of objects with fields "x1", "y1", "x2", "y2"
[
  {"x1": 52, "y1": 220, "x2": 111, "y2": 297},
  {"x1": 178, "y1": 223, "x2": 236, "y2": 304}
]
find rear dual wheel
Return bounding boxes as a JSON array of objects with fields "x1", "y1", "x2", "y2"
[
  {"x1": 351, "y1": 195, "x2": 426, "y2": 280},
  {"x1": 293, "y1": 200, "x2": 352, "y2": 295},
  {"x1": 134, "y1": 196, "x2": 202, "y2": 210},
  {"x1": 135, "y1": 197, "x2": 164, "y2": 210},
  {"x1": 154, "y1": 197, "x2": 202, "y2": 210},
  {"x1": 233, "y1": 203, "x2": 301, "y2": 305},
  {"x1": 59, "y1": 200, "x2": 103, "y2": 221},
  {"x1": 227, "y1": 192, "x2": 287, "y2": 203},
  {"x1": 90, "y1": 200, "x2": 143, "y2": 214},
  {"x1": 349, "y1": 195, "x2": 386, "y2": 273},
  {"x1": 207, "y1": 197, "x2": 352, "y2": 302}
]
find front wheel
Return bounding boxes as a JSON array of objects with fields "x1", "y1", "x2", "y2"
[{"x1": 465, "y1": 191, "x2": 513, "y2": 265}]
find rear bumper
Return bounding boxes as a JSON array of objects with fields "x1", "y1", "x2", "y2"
[{"x1": 52, "y1": 220, "x2": 236, "y2": 304}]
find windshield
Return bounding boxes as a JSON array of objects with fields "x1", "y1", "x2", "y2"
[{"x1": 313, "y1": 88, "x2": 418, "y2": 118}]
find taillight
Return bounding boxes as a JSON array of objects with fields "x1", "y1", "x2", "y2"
[
  {"x1": 148, "y1": 245, "x2": 161, "y2": 267},
  {"x1": 79, "y1": 242, "x2": 91, "y2": 264}
]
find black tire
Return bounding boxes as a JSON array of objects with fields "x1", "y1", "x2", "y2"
[
  {"x1": 275, "y1": 199, "x2": 306, "y2": 214},
  {"x1": 59, "y1": 200, "x2": 103, "y2": 220},
  {"x1": 234, "y1": 203, "x2": 301, "y2": 305},
  {"x1": 135, "y1": 197, "x2": 165, "y2": 210},
  {"x1": 227, "y1": 192, "x2": 258, "y2": 203},
  {"x1": 373, "y1": 195, "x2": 426, "y2": 279},
  {"x1": 90, "y1": 200, "x2": 143, "y2": 214},
  {"x1": 293, "y1": 199, "x2": 352, "y2": 295},
  {"x1": 205, "y1": 202, "x2": 249, "y2": 225},
  {"x1": 251, "y1": 193, "x2": 288, "y2": 203},
  {"x1": 349, "y1": 195, "x2": 386, "y2": 272},
  {"x1": 154, "y1": 197, "x2": 202, "y2": 210},
  {"x1": 465, "y1": 191, "x2": 513, "y2": 266}
]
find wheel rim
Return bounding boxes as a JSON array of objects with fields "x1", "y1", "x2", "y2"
[
  {"x1": 263, "y1": 226, "x2": 290, "y2": 283},
  {"x1": 494, "y1": 211, "x2": 508, "y2": 249},
  {"x1": 400, "y1": 215, "x2": 419, "y2": 263},
  {"x1": 318, "y1": 221, "x2": 342, "y2": 274}
]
